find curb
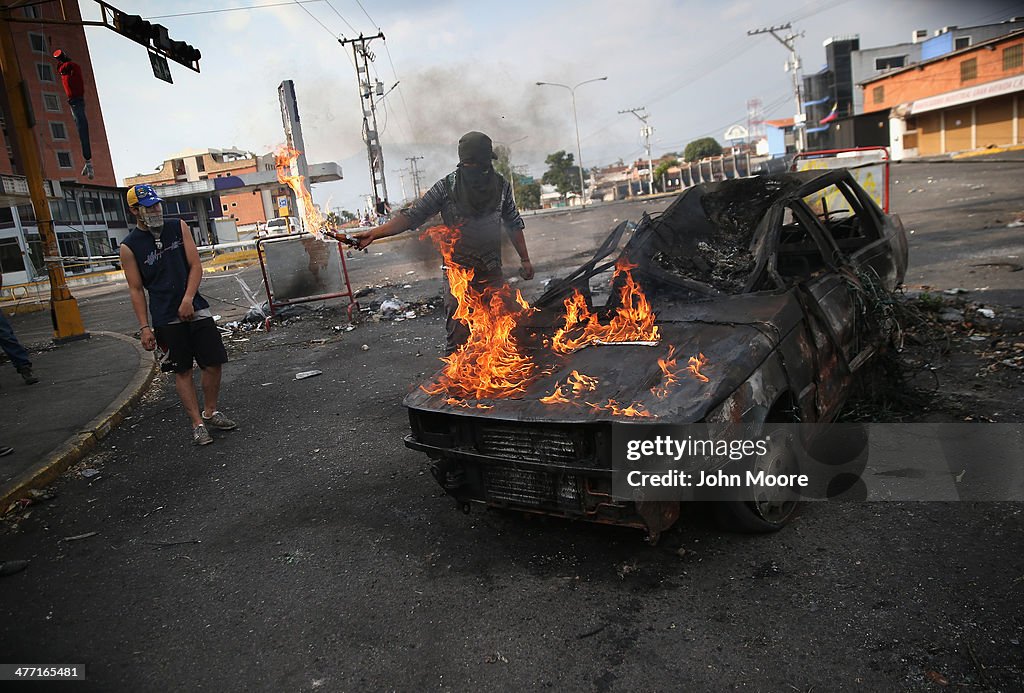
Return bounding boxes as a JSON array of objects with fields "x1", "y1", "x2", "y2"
[
  {"x1": 952, "y1": 144, "x2": 1024, "y2": 160},
  {"x1": 0, "y1": 331, "x2": 157, "y2": 513}
]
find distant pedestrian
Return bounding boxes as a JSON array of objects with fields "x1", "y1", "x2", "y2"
[
  {"x1": 119, "y1": 184, "x2": 237, "y2": 446},
  {"x1": 352, "y1": 131, "x2": 533, "y2": 354},
  {"x1": 0, "y1": 273, "x2": 39, "y2": 385},
  {"x1": 52, "y1": 49, "x2": 92, "y2": 180}
]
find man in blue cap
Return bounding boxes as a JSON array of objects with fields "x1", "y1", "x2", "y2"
[{"x1": 120, "y1": 184, "x2": 237, "y2": 446}]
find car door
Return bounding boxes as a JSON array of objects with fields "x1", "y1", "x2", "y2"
[{"x1": 776, "y1": 199, "x2": 861, "y2": 421}]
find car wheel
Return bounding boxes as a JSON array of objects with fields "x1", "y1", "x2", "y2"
[{"x1": 714, "y1": 426, "x2": 800, "y2": 533}]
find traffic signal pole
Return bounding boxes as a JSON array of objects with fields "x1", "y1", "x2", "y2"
[
  {"x1": 0, "y1": 1, "x2": 201, "y2": 341},
  {"x1": 0, "y1": 10, "x2": 86, "y2": 341}
]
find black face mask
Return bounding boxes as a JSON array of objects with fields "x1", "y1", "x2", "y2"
[{"x1": 453, "y1": 163, "x2": 501, "y2": 217}]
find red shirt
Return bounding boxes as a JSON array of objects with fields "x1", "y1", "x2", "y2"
[{"x1": 57, "y1": 60, "x2": 84, "y2": 100}]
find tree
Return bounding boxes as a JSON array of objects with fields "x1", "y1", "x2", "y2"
[
  {"x1": 493, "y1": 144, "x2": 514, "y2": 182},
  {"x1": 516, "y1": 181, "x2": 541, "y2": 210},
  {"x1": 542, "y1": 150, "x2": 583, "y2": 197},
  {"x1": 683, "y1": 137, "x2": 722, "y2": 162},
  {"x1": 652, "y1": 158, "x2": 680, "y2": 192},
  {"x1": 326, "y1": 209, "x2": 358, "y2": 229}
]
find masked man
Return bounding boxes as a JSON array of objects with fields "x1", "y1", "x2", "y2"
[{"x1": 353, "y1": 131, "x2": 533, "y2": 353}]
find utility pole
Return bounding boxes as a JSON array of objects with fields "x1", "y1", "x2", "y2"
[
  {"x1": 392, "y1": 167, "x2": 408, "y2": 203},
  {"x1": 405, "y1": 156, "x2": 424, "y2": 199},
  {"x1": 619, "y1": 107, "x2": 655, "y2": 195},
  {"x1": 748, "y1": 23, "x2": 806, "y2": 153},
  {"x1": 339, "y1": 33, "x2": 389, "y2": 212}
]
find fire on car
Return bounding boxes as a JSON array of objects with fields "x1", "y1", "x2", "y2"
[{"x1": 404, "y1": 169, "x2": 908, "y2": 541}]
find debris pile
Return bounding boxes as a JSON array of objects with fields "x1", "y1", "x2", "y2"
[{"x1": 840, "y1": 289, "x2": 1024, "y2": 422}]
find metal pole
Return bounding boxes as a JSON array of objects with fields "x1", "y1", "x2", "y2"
[
  {"x1": 0, "y1": 13, "x2": 85, "y2": 340},
  {"x1": 570, "y1": 90, "x2": 585, "y2": 206},
  {"x1": 341, "y1": 33, "x2": 389, "y2": 208},
  {"x1": 747, "y1": 24, "x2": 805, "y2": 153},
  {"x1": 536, "y1": 77, "x2": 606, "y2": 207},
  {"x1": 644, "y1": 125, "x2": 654, "y2": 195}
]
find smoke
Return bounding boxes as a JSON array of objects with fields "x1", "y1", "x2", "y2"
[{"x1": 368, "y1": 64, "x2": 573, "y2": 184}]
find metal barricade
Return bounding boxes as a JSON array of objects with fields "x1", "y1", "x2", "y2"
[
  {"x1": 792, "y1": 146, "x2": 891, "y2": 212},
  {"x1": 256, "y1": 232, "x2": 359, "y2": 324}
]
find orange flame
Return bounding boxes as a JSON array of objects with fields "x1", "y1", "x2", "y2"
[
  {"x1": 585, "y1": 398, "x2": 653, "y2": 418},
  {"x1": 653, "y1": 349, "x2": 711, "y2": 397},
  {"x1": 274, "y1": 146, "x2": 333, "y2": 239},
  {"x1": 540, "y1": 370, "x2": 599, "y2": 404},
  {"x1": 653, "y1": 354, "x2": 680, "y2": 399},
  {"x1": 420, "y1": 226, "x2": 536, "y2": 400},
  {"x1": 551, "y1": 258, "x2": 660, "y2": 353},
  {"x1": 445, "y1": 397, "x2": 493, "y2": 410},
  {"x1": 539, "y1": 387, "x2": 571, "y2": 405},
  {"x1": 687, "y1": 352, "x2": 709, "y2": 383}
]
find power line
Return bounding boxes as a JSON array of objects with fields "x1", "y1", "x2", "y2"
[
  {"x1": 292, "y1": 0, "x2": 336, "y2": 37},
  {"x1": 148, "y1": 1, "x2": 322, "y2": 19},
  {"x1": 323, "y1": 0, "x2": 360, "y2": 34},
  {"x1": 353, "y1": 0, "x2": 377, "y2": 28},
  {"x1": 579, "y1": 0, "x2": 855, "y2": 148}
]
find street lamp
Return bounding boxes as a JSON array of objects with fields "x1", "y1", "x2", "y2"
[
  {"x1": 493, "y1": 135, "x2": 529, "y2": 204},
  {"x1": 536, "y1": 76, "x2": 607, "y2": 207}
]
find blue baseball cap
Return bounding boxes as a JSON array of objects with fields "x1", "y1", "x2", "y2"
[{"x1": 126, "y1": 184, "x2": 163, "y2": 208}]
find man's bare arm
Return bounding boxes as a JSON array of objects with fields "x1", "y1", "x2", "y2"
[
  {"x1": 120, "y1": 244, "x2": 156, "y2": 350},
  {"x1": 351, "y1": 214, "x2": 414, "y2": 250},
  {"x1": 178, "y1": 220, "x2": 202, "y2": 320}
]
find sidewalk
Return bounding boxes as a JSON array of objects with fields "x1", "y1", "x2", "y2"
[{"x1": 0, "y1": 331, "x2": 155, "y2": 512}]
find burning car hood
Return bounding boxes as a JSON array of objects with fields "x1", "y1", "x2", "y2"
[{"x1": 404, "y1": 292, "x2": 802, "y2": 424}]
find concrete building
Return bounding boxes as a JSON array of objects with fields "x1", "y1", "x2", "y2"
[
  {"x1": 861, "y1": 30, "x2": 1024, "y2": 158},
  {"x1": 125, "y1": 148, "x2": 289, "y2": 234},
  {"x1": 1, "y1": 2, "x2": 126, "y2": 284},
  {"x1": 798, "y1": 18, "x2": 1024, "y2": 152}
]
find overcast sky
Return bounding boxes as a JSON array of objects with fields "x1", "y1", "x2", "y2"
[{"x1": 80, "y1": 0, "x2": 1019, "y2": 213}]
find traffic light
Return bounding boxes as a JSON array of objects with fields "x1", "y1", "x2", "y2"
[
  {"x1": 111, "y1": 10, "x2": 200, "y2": 73},
  {"x1": 114, "y1": 13, "x2": 153, "y2": 47},
  {"x1": 166, "y1": 40, "x2": 201, "y2": 69}
]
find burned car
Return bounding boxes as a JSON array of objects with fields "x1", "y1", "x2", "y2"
[{"x1": 404, "y1": 169, "x2": 908, "y2": 540}]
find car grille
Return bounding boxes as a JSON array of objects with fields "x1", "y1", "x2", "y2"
[
  {"x1": 477, "y1": 426, "x2": 578, "y2": 464},
  {"x1": 484, "y1": 462, "x2": 581, "y2": 509}
]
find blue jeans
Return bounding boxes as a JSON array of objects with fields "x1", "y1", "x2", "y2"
[
  {"x1": 68, "y1": 97, "x2": 92, "y2": 161},
  {"x1": 0, "y1": 308, "x2": 31, "y2": 370}
]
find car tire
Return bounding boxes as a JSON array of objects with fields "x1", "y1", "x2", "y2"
[{"x1": 713, "y1": 425, "x2": 800, "y2": 533}]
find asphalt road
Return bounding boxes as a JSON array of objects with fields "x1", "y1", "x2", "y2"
[{"x1": 1, "y1": 160, "x2": 1022, "y2": 691}]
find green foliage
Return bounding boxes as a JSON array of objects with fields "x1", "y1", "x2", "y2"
[
  {"x1": 653, "y1": 158, "x2": 680, "y2": 192},
  {"x1": 326, "y1": 210, "x2": 357, "y2": 227},
  {"x1": 683, "y1": 137, "x2": 722, "y2": 162},
  {"x1": 493, "y1": 144, "x2": 514, "y2": 182},
  {"x1": 516, "y1": 181, "x2": 541, "y2": 210},
  {"x1": 542, "y1": 150, "x2": 583, "y2": 196},
  {"x1": 915, "y1": 292, "x2": 944, "y2": 313}
]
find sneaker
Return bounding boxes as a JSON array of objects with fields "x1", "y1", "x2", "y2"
[
  {"x1": 192, "y1": 424, "x2": 213, "y2": 446},
  {"x1": 81, "y1": 161, "x2": 94, "y2": 179},
  {"x1": 17, "y1": 367, "x2": 39, "y2": 385},
  {"x1": 202, "y1": 411, "x2": 237, "y2": 431},
  {"x1": 0, "y1": 446, "x2": 13, "y2": 457}
]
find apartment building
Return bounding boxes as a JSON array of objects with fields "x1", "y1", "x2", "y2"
[{"x1": 1, "y1": 2, "x2": 127, "y2": 284}]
